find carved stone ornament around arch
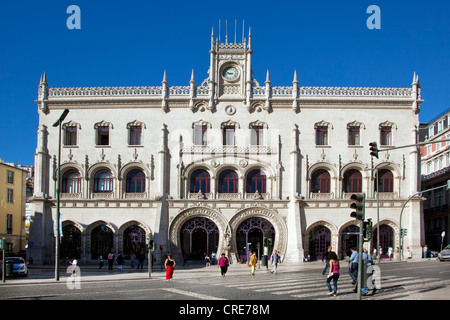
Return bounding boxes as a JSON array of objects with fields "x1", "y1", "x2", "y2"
[
  {"x1": 94, "y1": 120, "x2": 114, "y2": 129},
  {"x1": 304, "y1": 220, "x2": 338, "y2": 257},
  {"x1": 168, "y1": 206, "x2": 230, "y2": 262},
  {"x1": 229, "y1": 204, "x2": 288, "y2": 261},
  {"x1": 126, "y1": 120, "x2": 146, "y2": 129}
]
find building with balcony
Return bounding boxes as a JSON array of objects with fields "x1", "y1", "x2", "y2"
[
  {"x1": 419, "y1": 109, "x2": 450, "y2": 251},
  {"x1": 29, "y1": 29, "x2": 424, "y2": 264}
]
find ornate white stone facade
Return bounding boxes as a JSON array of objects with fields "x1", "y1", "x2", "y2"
[{"x1": 29, "y1": 29, "x2": 424, "y2": 264}]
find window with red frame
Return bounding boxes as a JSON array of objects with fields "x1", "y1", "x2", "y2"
[
  {"x1": 343, "y1": 169, "x2": 362, "y2": 193},
  {"x1": 190, "y1": 169, "x2": 210, "y2": 193},
  {"x1": 126, "y1": 169, "x2": 146, "y2": 193},
  {"x1": 218, "y1": 169, "x2": 238, "y2": 193},
  {"x1": 311, "y1": 169, "x2": 330, "y2": 193}
]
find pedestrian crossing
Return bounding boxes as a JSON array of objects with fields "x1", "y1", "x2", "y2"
[{"x1": 206, "y1": 268, "x2": 446, "y2": 299}]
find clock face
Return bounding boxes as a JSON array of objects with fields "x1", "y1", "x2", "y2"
[{"x1": 222, "y1": 66, "x2": 239, "y2": 81}]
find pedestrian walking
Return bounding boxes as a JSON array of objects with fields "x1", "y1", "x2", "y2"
[
  {"x1": 406, "y1": 247, "x2": 412, "y2": 260},
  {"x1": 249, "y1": 252, "x2": 258, "y2": 276},
  {"x1": 348, "y1": 248, "x2": 358, "y2": 285},
  {"x1": 108, "y1": 251, "x2": 114, "y2": 270},
  {"x1": 98, "y1": 255, "x2": 104, "y2": 269},
  {"x1": 116, "y1": 251, "x2": 124, "y2": 270},
  {"x1": 165, "y1": 254, "x2": 176, "y2": 281},
  {"x1": 270, "y1": 250, "x2": 281, "y2": 274},
  {"x1": 182, "y1": 252, "x2": 189, "y2": 267},
  {"x1": 388, "y1": 246, "x2": 393, "y2": 261},
  {"x1": 322, "y1": 246, "x2": 332, "y2": 275},
  {"x1": 423, "y1": 245, "x2": 428, "y2": 259},
  {"x1": 326, "y1": 252, "x2": 340, "y2": 296},
  {"x1": 204, "y1": 253, "x2": 211, "y2": 267},
  {"x1": 130, "y1": 252, "x2": 136, "y2": 268},
  {"x1": 70, "y1": 258, "x2": 78, "y2": 276},
  {"x1": 137, "y1": 251, "x2": 145, "y2": 269},
  {"x1": 217, "y1": 253, "x2": 230, "y2": 277}
]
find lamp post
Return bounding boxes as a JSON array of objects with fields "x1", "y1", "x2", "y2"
[{"x1": 52, "y1": 109, "x2": 69, "y2": 281}]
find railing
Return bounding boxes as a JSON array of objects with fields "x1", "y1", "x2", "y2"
[{"x1": 48, "y1": 85, "x2": 412, "y2": 98}]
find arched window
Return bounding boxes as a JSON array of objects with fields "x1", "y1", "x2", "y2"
[
  {"x1": 218, "y1": 169, "x2": 238, "y2": 193},
  {"x1": 62, "y1": 169, "x2": 81, "y2": 193},
  {"x1": 376, "y1": 169, "x2": 393, "y2": 192},
  {"x1": 190, "y1": 169, "x2": 210, "y2": 193},
  {"x1": 94, "y1": 169, "x2": 113, "y2": 193},
  {"x1": 343, "y1": 169, "x2": 362, "y2": 193},
  {"x1": 126, "y1": 169, "x2": 145, "y2": 193},
  {"x1": 246, "y1": 169, "x2": 266, "y2": 193},
  {"x1": 311, "y1": 169, "x2": 330, "y2": 193}
]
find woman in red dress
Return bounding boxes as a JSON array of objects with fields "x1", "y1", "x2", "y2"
[{"x1": 165, "y1": 254, "x2": 176, "y2": 281}]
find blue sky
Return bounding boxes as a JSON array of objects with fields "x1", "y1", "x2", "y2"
[{"x1": 0, "y1": 0, "x2": 449, "y2": 166}]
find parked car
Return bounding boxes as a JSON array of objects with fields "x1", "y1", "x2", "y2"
[
  {"x1": 438, "y1": 245, "x2": 450, "y2": 262},
  {"x1": 0, "y1": 257, "x2": 28, "y2": 277},
  {"x1": 428, "y1": 250, "x2": 439, "y2": 258}
]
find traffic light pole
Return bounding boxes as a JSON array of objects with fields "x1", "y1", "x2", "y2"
[
  {"x1": 377, "y1": 139, "x2": 450, "y2": 154},
  {"x1": 356, "y1": 218, "x2": 364, "y2": 300}
]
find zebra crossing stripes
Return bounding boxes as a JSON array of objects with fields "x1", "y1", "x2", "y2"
[{"x1": 211, "y1": 271, "x2": 442, "y2": 299}]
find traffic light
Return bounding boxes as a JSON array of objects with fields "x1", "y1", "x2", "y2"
[
  {"x1": 400, "y1": 229, "x2": 408, "y2": 237},
  {"x1": 350, "y1": 193, "x2": 365, "y2": 220},
  {"x1": 149, "y1": 240, "x2": 154, "y2": 250},
  {"x1": 369, "y1": 142, "x2": 379, "y2": 159},
  {"x1": 363, "y1": 219, "x2": 373, "y2": 241},
  {"x1": 159, "y1": 245, "x2": 163, "y2": 250},
  {"x1": 263, "y1": 238, "x2": 268, "y2": 247}
]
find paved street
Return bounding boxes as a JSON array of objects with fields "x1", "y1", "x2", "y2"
[{"x1": 1, "y1": 259, "x2": 449, "y2": 302}]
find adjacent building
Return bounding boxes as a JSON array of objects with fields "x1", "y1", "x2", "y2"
[
  {"x1": 29, "y1": 29, "x2": 424, "y2": 264},
  {"x1": 419, "y1": 109, "x2": 450, "y2": 251},
  {"x1": 0, "y1": 160, "x2": 28, "y2": 254}
]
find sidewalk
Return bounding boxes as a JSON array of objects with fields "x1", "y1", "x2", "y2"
[{"x1": 2, "y1": 260, "x2": 324, "y2": 285}]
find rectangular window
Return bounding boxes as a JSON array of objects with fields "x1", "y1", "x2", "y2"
[
  {"x1": 97, "y1": 126, "x2": 110, "y2": 145},
  {"x1": 6, "y1": 214, "x2": 12, "y2": 234},
  {"x1": 129, "y1": 126, "x2": 142, "y2": 145},
  {"x1": 380, "y1": 126, "x2": 392, "y2": 146},
  {"x1": 316, "y1": 126, "x2": 328, "y2": 145},
  {"x1": 65, "y1": 127, "x2": 77, "y2": 146},
  {"x1": 348, "y1": 127, "x2": 360, "y2": 146},
  {"x1": 6, "y1": 188, "x2": 13, "y2": 204},
  {"x1": 194, "y1": 125, "x2": 207, "y2": 145},
  {"x1": 223, "y1": 126, "x2": 235, "y2": 145},
  {"x1": 7, "y1": 171, "x2": 14, "y2": 184},
  {"x1": 250, "y1": 126, "x2": 264, "y2": 146}
]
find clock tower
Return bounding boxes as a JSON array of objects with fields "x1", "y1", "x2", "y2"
[{"x1": 208, "y1": 27, "x2": 253, "y2": 109}]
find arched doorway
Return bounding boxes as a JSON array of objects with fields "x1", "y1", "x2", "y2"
[
  {"x1": 373, "y1": 224, "x2": 395, "y2": 258},
  {"x1": 123, "y1": 225, "x2": 146, "y2": 258},
  {"x1": 236, "y1": 217, "x2": 275, "y2": 263},
  {"x1": 61, "y1": 224, "x2": 81, "y2": 260},
  {"x1": 341, "y1": 225, "x2": 360, "y2": 258},
  {"x1": 180, "y1": 217, "x2": 219, "y2": 260},
  {"x1": 308, "y1": 225, "x2": 331, "y2": 261},
  {"x1": 91, "y1": 225, "x2": 113, "y2": 260}
]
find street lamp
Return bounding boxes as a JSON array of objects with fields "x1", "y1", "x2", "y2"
[{"x1": 52, "y1": 109, "x2": 69, "y2": 281}]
